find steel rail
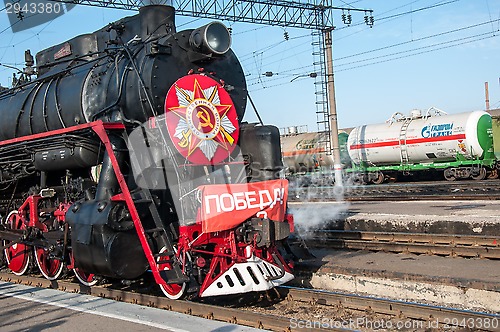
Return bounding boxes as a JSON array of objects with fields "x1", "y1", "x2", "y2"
[
  {"x1": 281, "y1": 286, "x2": 500, "y2": 331},
  {"x1": 306, "y1": 231, "x2": 500, "y2": 259},
  {"x1": 288, "y1": 180, "x2": 500, "y2": 201},
  {"x1": 344, "y1": 195, "x2": 500, "y2": 201}
]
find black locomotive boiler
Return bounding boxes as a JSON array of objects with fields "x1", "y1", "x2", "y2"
[{"x1": 0, "y1": 5, "x2": 294, "y2": 299}]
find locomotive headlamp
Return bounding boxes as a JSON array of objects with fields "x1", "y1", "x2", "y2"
[{"x1": 189, "y1": 22, "x2": 231, "y2": 55}]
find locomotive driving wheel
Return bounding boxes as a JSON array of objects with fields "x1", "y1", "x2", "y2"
[
  {"x1": 69, "y1": 252, "x2": 98, "y2": 286},
  {"x1": 34, "y1": 246, "x2": 64, "y2": 281},
  {"x1": 73, "y1": 268, "x2": 98, "y2": 286},
  {"x1": 157, "y1": 246, "x2": 189, "y2": 299},
  {"x1": 3, "y1": 211, "x2": 31, "y2": 275}
]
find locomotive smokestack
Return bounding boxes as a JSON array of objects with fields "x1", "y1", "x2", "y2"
[{"x1": 139, "y1": 5, "x2": 176, "y2": 40}]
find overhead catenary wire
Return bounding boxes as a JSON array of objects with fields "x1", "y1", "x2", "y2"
[
  {"x1": 249, "y1": 30, "x2": 500, "y2": 91},
  {"x1": 334, "y1": 18, "x2": 500, "y2": 62},
  {"x1": 335, "y1": 29, "x2": 499, "y2": 68},
  {"x1": 333, "y1": 0, "x2": 460, "y2": 42},
  {"x1": 249, "y1": 22, "x2": 500, "y2": 90},
  {"x1": 242, "y1": 0, "x2": 468, "y2": 86},
  {"x1": 335, "y1": 33, "x2": 500, "y2": 73},
  {"x1": 247, "y1": 0, "x2": 498, "y2": 91},
  {"x1": 333, "y1": 0, "x2": 461, "y2": 34}
]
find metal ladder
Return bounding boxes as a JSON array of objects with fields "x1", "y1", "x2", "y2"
[
  {"x1": 120, "y1": 129, "x2": 188, "y2": 285},
  {"x1": 399, "y1": 119, "x2": 411, "y2": 165},
  {"x1": 135, "y1": 188, "x2": 188, "y2": 284}
]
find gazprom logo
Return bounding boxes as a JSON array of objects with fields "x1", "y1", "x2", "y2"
[{"x1": 421, "y1": 123, "x2": 454, "y2": 138}]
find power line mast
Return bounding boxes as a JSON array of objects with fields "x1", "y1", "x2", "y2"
[
  {"x1": 311, "y1": 30, "x2": 330, "y2": 170},
  {"x1": 53, "y1": 0, "x2": 373, "y2": 186}
]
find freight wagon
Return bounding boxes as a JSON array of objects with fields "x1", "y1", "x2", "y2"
[{"x1": 281, "y1": 108, "x2": 498, "y2": 184}]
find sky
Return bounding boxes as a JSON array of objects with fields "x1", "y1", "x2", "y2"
[{"x1": 0, "y1": 0, "x2": 499, "y2": 132}]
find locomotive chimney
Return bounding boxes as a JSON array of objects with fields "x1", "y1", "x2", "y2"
[{"x1": 139, "y1": 4, "x2": 176, "y2": 40}]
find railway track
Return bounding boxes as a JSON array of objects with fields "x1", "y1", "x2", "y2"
[
  {"x1": 305, "y1": 231, "x2": 500, "y2": 259},
  {"x1": 0, "y1": 272, "x2": 293, "y2": 331},
  {"x1": 288, "y1": 180, "x2": 500, "y2": 201},
  {"x1": 278, "y1": 287, "x2": 500, "y2": 331},
  {"x1": 0, "y1": 271, "x2": 498, "y2": 331}
]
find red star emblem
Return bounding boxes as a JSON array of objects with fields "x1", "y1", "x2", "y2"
[{"x1": 165, "y1": 74, "x2": 239, "y2": 164}]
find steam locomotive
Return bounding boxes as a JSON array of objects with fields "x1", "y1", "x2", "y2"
[{"x1": 0, "y1": 5, "x2": 294, "y2": 299}]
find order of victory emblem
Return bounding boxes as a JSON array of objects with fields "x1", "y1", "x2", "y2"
[{"x1": 165, "y1": 74, "x2": 239, "y2": 164}]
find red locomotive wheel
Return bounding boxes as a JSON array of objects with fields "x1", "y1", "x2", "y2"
[
  {"x1": 3, "y1": 211, "x2": 30, "y2": 276},
  {"x1": 69, "y1": 251, "x2": 98, "y2": 286},
  {"x1": 34, "y1": 246, "x2": 64, "y2": 281},
  {"x1": 157, "y1": 246, "x2": 188, "y2": 299},
  {"x1": 73, "y1": 267, "x2": 98, "y2": 286}
]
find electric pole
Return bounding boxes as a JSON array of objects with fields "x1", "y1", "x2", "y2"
[{"x1": 324, "y1": 29, "x2": 343, "y2": 187}]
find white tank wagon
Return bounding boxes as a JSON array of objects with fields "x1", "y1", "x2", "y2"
[
  {"x1": 347, "y1": 108, "x2": 498, "y2": 183},
  {"x1": 280, "y1": 129, "x2": 350, "y2": 174}
]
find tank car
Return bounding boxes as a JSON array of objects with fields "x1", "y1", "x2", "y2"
[
  {"x1": 347, "y1": 108, "x2": 498, "y2": 183},
  {"x1": 280, "y1": 128, "x2": 350, "y2": 173},
  {"x1": 0, "y1": 5, "x2": 294, "y2": 299},
  {"x1": 280, "y1": 128, "x2": 350, "y2": 187}
]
